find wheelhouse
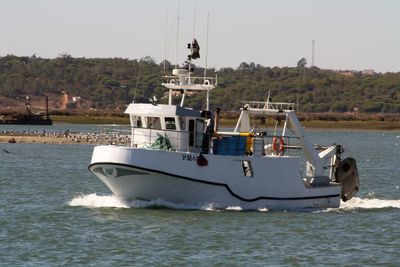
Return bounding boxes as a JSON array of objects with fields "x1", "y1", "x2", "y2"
[{"x1": 125, "y1": 103, "x2": 210, "y2": 153}]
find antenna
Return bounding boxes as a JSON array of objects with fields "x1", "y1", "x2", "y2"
[
  {"x1": 192, "y1": 2, "x2": 197, "y2": 39},
  {"x1": 163, "y1": 13, "x2": 168, "y2": 75},
  {"x1": 204, "y1": 11, "x2": 210, "y2": 78},
  {"x1": 311, "y1": 39, "x2": 315, "y2": 67},
  {"x1": 187, "y1": 2, "x2": 197, "y2": 82},
  {"x1": 175, "y1": 0, "x2": 180, "y2": 69},
  {"x1": 134, "y1": 65, "x2": 141, "y2": 102}
]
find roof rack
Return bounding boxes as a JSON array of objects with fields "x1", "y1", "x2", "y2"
[{"x1": 241, "y1": 101, "x2": 296, "y2": 113}]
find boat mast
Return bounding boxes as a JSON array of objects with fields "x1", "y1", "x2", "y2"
[
  {"x1": 205, "y1": 11, "x2": 210, "y2": 111},
  {"x1": 45, "y1": 96, "x2": 49, "y2": 120},
  {"x1": 175, "y1": 0, "x2": 180, "y2": 70},
  {"x1": 181, "y1": 3, "x2": 197, "y2": 107},
  {"x1": 162, "y1": 10, "x2": 216, "y2": 109},
  {"x1": 169, "y1": 3, "x2": 180, "y2": 105},
  {"x1": 163, "y1": 12, "x2": 168, "y2": 76},
  {"x1": 188, "y1": 2, "x2": 196, "y2": 82}
]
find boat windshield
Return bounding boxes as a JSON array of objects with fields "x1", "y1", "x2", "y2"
[
  {"x1": 145, "y1": 117, "x2": 161, "y2": 130},
  {"x1": 165, "y1": 117, "x2": 176, "y2": 130}
]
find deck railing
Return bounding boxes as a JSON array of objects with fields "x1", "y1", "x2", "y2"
[
  {"x1": 242, "y1": 101, "x2": 296, "y2": 112},
  {"x1": 97, "y1": 125, "x2": 131, "y2": 145},
  {"x1": 212, "y1": 134, "x2": 301, "y2": 157},
  {"x1": 99, "y1": 125, "x2": 302, "y2": 157},
  {"x1": 130, "y1": 127, "x2": 206, "y2": 153},
  {"x1": 162, "y1": 75, "x2": 216, "y2": 87}
]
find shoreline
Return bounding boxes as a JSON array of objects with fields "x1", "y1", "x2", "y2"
[
  {"x1": 1, "y1": 122, "x2": 399, "y2": 145},
  {"x1": 0, "y1": 135, "x2": 77, "y2": 145},
  {"x1": 2, "y1": 113, "x2": 400, "y2": 130},
  {"x1": 1, "y1": 116, "x2": 400, "y2": 145},
  {"x1": 0, "y1": 131, "x2": 130, "y2": 145}
]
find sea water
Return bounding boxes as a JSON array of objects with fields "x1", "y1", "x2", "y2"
[{"x1": 0, "y1": 127, "x2": 399, "y2": 266}]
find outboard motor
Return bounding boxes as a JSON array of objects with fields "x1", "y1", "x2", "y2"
[{"x1": 335, "y1": 157, "x2": 360, "y2": 202}]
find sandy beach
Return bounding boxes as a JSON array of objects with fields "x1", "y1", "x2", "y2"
[{"x1": 0, "y1": 135, "x2": 81, "y2": 144}]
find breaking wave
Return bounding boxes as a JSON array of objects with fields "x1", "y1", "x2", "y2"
[
  {"x1": 68, "y1": 193, "x2": 269, "y2": 211},
  {"x1": 68, "y1": 193, "x2": 219, "y2": 210},
  {"x1": 338, "y1": 197, "x2": 400, "y2": 210},
  {"x1": 68, "y1": 193, "x2": 130, "y2": 208},
  {"x1": 317, "y1": 197, "x2": 400, "y2": 213},
  {"x1": 68, "y1": 194, "x2": 400, "y2": 212}
]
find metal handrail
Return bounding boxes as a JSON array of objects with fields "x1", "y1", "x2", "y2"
[
  {"x1": 98, "y1": 125, "x2": 302, "y2": 157},
  {"x1": 241, "y1": 101, "x2": 296, "y2": 111}
]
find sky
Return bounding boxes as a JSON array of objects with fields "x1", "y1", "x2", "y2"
[{"x1": 1, "y1": 0, "x2": 399, "y2": 73}]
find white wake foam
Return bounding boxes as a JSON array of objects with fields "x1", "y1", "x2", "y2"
[
  {"x1": 318, "y1": 197, "x2": 400, "y2": 213},
  {"x1": 68, "y1": 193, "x2": 130, "y2": 208},
  {"x1": 68, "y1": 193, "x2": 219, "y2": 210},
  {"x1": 69, "y1": 194, "x2": 400, "y2": 212},
  {"x1": 338, "y1": 197, "x2": 400, "y2": 210},
  {"x1": 68, "y1": 194, "x2": 269, "y2": 211}
]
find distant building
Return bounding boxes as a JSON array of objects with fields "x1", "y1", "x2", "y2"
[
  {"x1": 72, "y1": 96, "x2": 81, "y2": 103},
  {"x1": 362, "y1": 69, "x2": 375, "y2": 75},
  {"x1": 61, "y1": 91, "x2": 69, "y2": 109},
  {"x1": 61, "y1": 91, "x2": 83, "y2": 109},
  {"x1": 340, "y1": 71, "x2": 355, "y2": 78}
]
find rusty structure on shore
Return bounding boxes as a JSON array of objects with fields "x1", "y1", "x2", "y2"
[{"x1": 0, "y1": 96, "x2": 52, "y2": 125}]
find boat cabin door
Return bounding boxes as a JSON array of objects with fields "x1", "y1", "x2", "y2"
[{"x1": 188, "y1": 119, "x2": 205, "y2": 151}]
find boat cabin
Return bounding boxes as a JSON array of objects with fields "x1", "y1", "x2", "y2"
[{"x1": 125, "y1": 103, "x2": 212, "y2": 153}]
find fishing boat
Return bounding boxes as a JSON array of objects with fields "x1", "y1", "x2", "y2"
[{"x1": 89, "y1": 40, "x2": 359, "y2": 210}]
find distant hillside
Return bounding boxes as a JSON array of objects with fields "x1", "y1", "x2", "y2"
[{"x1": 1, "y1": 54, "x2": 400, "y2": 113}]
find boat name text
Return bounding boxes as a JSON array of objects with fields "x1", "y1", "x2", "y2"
[{"x1": 182, "y1": 155, "x2": 198, "y2": 162}]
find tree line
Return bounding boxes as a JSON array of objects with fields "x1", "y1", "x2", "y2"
[{"x1": 1, "y1": 54, "x2": 399, "y2": 113}]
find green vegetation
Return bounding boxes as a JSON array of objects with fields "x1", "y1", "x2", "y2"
[
  {"x1": 1, "y1": 54, "x2": 400, "y2": 114},
  {"x1": 52, "y1": 115, "x2": 129, "y2": 125}
]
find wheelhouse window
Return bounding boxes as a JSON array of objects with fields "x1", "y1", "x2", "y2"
[
  {"x1": 136, "y1": 116, "x2": 142, "y2": 127},
  {"x1": 196, "y1": 119, "x2": 205, "y2": 132},
  {"x1": 189, "y1": 119, "x2": 195, "y2": 146},
  {"x1": 179, "y1": 116, "x2": 185, "y2": 130},
  {"x1": 195, "y1": 119, "x2": 205, "y2": 148},
  {"x1": 131, "y1": 116, "x2": 142, "y2": 128},
  {"x1": 165, "y1": 117, "x2": 176, "y2": 130},
  {"x1": 145, "y1": 117, "x2": 161, "y2": 130}
]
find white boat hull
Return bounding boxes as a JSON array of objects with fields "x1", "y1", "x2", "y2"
[{"x1": 89, "y1": 145, "x2": 341, "y2": 210}]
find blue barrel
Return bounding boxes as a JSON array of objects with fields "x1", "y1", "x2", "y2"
[{"x1": 215, "y1": 136, "x2": 247, "y2": 156}]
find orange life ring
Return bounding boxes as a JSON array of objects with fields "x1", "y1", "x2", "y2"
[{"x1": 272, "y1": 136, "x2": 285, "y2": 155}]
